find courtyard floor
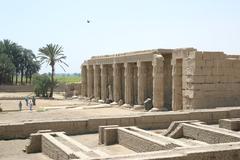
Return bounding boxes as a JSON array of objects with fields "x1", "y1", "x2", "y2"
[
  {"x1": 0, "y1": 92, "x2": 145, "y2": 160},
  {"x1": 0, "y1": 92, "x2": 143, "y2": 123}
]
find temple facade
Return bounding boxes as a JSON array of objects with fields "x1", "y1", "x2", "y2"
[{"x1": 81, "y1": 48, "x2": 240, "y2": 111}]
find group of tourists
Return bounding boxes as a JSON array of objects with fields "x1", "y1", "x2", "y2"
[{"x1": 18, "y1": 96, "x2": 36, "y2": 111}]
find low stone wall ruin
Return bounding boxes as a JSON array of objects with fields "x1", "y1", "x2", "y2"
[
  {"x1": 1, "y1": 107, "x2": 240, "y2": 140},
  {"x1": 0, "y1": 85, "x2": 33, "y2": 92}
]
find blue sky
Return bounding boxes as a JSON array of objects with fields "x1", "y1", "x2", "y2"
[{"x1": 0, "y1": 0, "x2": 240, "y2": 73}]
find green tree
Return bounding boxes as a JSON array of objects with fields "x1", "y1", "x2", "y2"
[
  {"x1": 38, "y1": 44, "x2": 68, "y2": 97},
  {"x1": 0, "y1": 39, "x2": 41, "y2": 85},
  {"x1": 0, "y1": 39, "x2": 23, "y2": 84},
  {"x1": 21, "y1": 49, "x2": 40, "y2": 84},
  {"x1": 26, "y1": 60, "x2": 41, "y2": 83},
  {"x1": 32, "y1": 74, "x2": 51, "y2": 97},
  {"x1": 0, "y1": 54, "x2": 15, "y2": 84}
]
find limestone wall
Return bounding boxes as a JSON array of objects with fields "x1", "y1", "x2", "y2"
[
  {"x1": 0, "y1": 84, "x2": 67, "y2": 93},
  {"x1": 64, "y1": 83, "x2": 81, "y2": 97},
  {"x1": 183, "y1": 51, "x2": 240, "y2": 109},
  {"x1": 118, "y1": 128, "x2": 174, "y2": 152},
  {"x1": 42, "y1": 134, "x2": 71, "y2": 160},
  {"x1": 0, "y1": 85, "x2": 33, "y2": 92},
  {"x1": 98, "y1": 142, "x2": 240, "y2": 160},
  {"x1": 172, "y1": 48, "x2": 197, "y2": 110},
  {"x1": 182, "y1": 123, "x2": 240, "y2": 144}
]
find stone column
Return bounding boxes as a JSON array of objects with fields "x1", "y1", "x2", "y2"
[
  {"x1": 135, "y1": 61, "x2": 146, "y2": 108},
  {"x1": 112, "y1": 63, "x2": 121, "y2": 104},
  {"x1": 100, "y1": 64, "x2": 108, "y2": 101},
  {"x1": 123, "y1": 63, "x2": 133, "y2": 107},
  {"x1": 80, "y1": 65, "x2": 87, "y2": 97},
  {"x1": 93, "y1": 65, "x2": 101, "y2": 100},
  {"x1": 172, "y1": 59, "x2": 183, "y2": 111},
  {"x1": 87, "y1": 65, "x2": 94, "y2": 98},
  {"x1": 152, "y1": 54, "x2": 164, "y2": 111}
]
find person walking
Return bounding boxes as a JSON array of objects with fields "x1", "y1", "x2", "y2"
[
  {"x1": 24, "y1": 96, "x2": 29, "y2": 106},
  {"x1": 18, "y1": 101, "x2": 22, "y2": 111}
]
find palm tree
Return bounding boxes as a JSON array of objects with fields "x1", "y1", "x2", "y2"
[
  {"x1": 26, "y1": 59, "x2": 40, "y2": 83},
  {"x1": 0, "y1": 53, "x2": 15, "y2": 84},
  {"x1": 38, "y1": 44, "x2": 68, "y2": 97},
  {"x1": 21, "y1": 49, "x2": 40, "y2": 84},
  {"x1": 0, "y1": 39, "x2": 23, "y2": 84}
]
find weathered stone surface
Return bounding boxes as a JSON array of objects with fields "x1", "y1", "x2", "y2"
[
  {"x1": 144, "y1": 98, "x2": 153, "y2": 111},
  {"x1": 118, "y1": 99, "x2": 124, "y2": 106},
  {"x1": 82, "y1": 48, "x2": 240, "y2": 110}
]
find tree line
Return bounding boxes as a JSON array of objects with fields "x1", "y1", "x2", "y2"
[
  {"x1": 0, "y1": 39, "x2": 68, "y2": 98},
  {"x1": 0, "y1": 39, "x2": 40, "y2": 85}
]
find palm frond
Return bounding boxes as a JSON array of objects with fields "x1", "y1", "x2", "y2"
[{"x1": 38, "y1": 43, "x2": 68, "y2": 72}]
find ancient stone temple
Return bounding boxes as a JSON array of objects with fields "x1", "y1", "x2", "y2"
[{"x1": 81, "y1": 48, "x2": 240, "y2": 110}]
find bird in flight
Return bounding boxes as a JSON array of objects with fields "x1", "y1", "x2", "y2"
[{"x1": 87, "y1": 20, "x2": 90, "y2": 23}]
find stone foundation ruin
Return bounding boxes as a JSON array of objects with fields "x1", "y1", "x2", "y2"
[{"x1": 24, "y1": 115, "x2": 240, "y2": 160}]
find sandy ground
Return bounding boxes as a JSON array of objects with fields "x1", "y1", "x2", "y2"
[
  {"x1": 0, "y1": 92, "x2": 64, "y2": 99},
  {"x1": 0, "y1": 92, "x2": 142, "y2": 159},
  {"x1": 0, "y1": 139, "x2": 51, "y2": 160},
  {"x1": 0, "y1": 92, "x2": 143, "y2": 124},
  {"x1": 0, "y1": 106, "x2": 142, "y2": 123}
]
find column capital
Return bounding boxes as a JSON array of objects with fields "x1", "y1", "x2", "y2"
[
  {"x1": 137, "y1": 61, "x2": 147, "y2": 68},
  {"x1": 93, "y1": 64, "x2": 100, "y2": 70},
  {"x1": 137, "y1": 61, "x2": 142, "y2": 67},
  {"x1": 152, "y1": 54, "x2": 164, "y2": 66},
  {"x1": 87, "y1": 64, "x2": 93, "y2": 70},
  {"x1": 81, "y1": 64, "x2": 87, "y2": 69},
  {"x1": 100, "y1": 64, "x2": 106, "y2": 69},
  {"x1": 124, "y1": 62, "x2": 128, "y2": 68},
  {"x1": 112, "y1": 63, "x2": 118, "y2": 68}
]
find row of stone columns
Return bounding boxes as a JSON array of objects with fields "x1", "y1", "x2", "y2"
[{"x1": 81, "y1": 54, "x2": 165, "y2": 110}]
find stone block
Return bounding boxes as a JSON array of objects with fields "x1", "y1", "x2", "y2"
[
  {"x1": 183, "y1": 123, "x2": 240, "y2": 143},
  {"x1": 219, "y1": 119, "x2": 240, "y2": 131},
  {"x1": 120, "y1": 116, "x2": 136, "y2": 126},
  {"x1": 106, "y1": 117, "x2": 121, "y2": 125},
  {"x1": 229, "y1": 109, "x2": 240, "y2": 118},
  {"x1": 26, "y1": 133, "x2": 42, "y2": 153},
  {"x1": 104, "y1": 128, "x2": 118, "y2": 145},
  {"x1": 144, "y1": 98, "x2": 153, "y2": 111},
  {"x1": 88, "y1": 118, "x2": 107, "y2": 133},
  {"x1": 169, "y1": 112, "x2": 190, "y2": 122},
  {"x1": 211, "y1": 110, "x2": 230, "y2": 124},
  {"x1": 98, "y1": 125, "x2": 118, "y2": 144},
  {"x1": 189, "y1": 111, "x2": 212, "y2": 123},
  {"x1": 66, "y1": 120, "x2": 88, "y2": 135}
]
